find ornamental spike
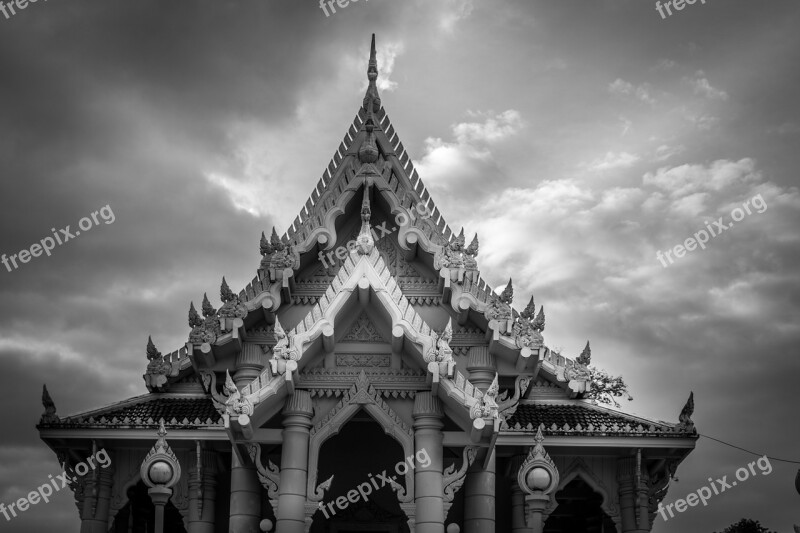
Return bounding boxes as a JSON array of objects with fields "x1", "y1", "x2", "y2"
[
  {"x1": 146, "y1": 336, "x2": 161, "y2": 361},
  {"x1": 521, "y1": 295, "x2": 536, "y2": 320},
  {"x1": 201, "y1": 292, "x2": 216, "y2": 318},
  {"x1": 500, "y1": 278, "x2": 513, "y2": 304},
  {"x1": 465, "y1": 233, "x2": 479, "y2": 256},
  {"x1": 532, "y1": 306, "x2": 545, "y2": 332},
  {"x1": 260, "y1": 231, "x2": 273, "y2": 256},
  {"x1": 577, "y1": 341, "x2": 591, "y2": 366},
  {"x1": 220, "y1": 277, "x2": 235, "y2": 303},
  {"x1": 41, "y1": 384, "x2": 59, "y2": 424},
  {"x1": 188, "y1": 301, "x2": 203, "y2": 328}
]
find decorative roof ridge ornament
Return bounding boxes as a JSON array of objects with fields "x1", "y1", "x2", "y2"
[
  {"x1": 356, "y1": 177, "x2": 375, "y2": 254},
  {"x1": 259, "y1": 227, "x2": 300, "y2": 282},
  {"x1": 189, "y1": 293, "x2": 222, "y2": 345},
  {"x1": 40, "y1": 384, "x2": 59, "y2": 424},
  {"x1": 677, "y1": 391, "x2": 695, "y2": 432},
  {"x1": 217, "y1": 276, "x2": 248, "y2": 324},
  {"x1": 144, "y1": 336, "x2": 175, "y2": 392},
  {"x1": 513, "y1": 294, "x2": 545, "y2": 352},
  {"x1": 357, "y1": 34, "x2": 383, "y2": 176},
  {"x1": 434, "y1": 228, "x2": 480, "y2": 284},
  {"x1": 363, "y1": 33, "x2": 381, "y2": 115}
]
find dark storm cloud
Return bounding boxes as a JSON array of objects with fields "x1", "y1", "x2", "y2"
[{"x1": 1, "y1": 1, "x2": 799, "y2": 532}]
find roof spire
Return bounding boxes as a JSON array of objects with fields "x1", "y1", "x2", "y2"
[{"x1": 363, "y1": 34, "x2": 381, "y2": 115}]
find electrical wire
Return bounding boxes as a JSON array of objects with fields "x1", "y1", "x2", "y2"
[{"x1": 699, "y1": 433, "x2": 800, "y2": 464}]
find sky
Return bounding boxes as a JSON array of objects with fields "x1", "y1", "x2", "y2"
[{"x1": 0, "y1": 0, "x2": 799, "y2": 531}]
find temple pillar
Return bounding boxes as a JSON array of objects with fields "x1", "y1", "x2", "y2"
[
  {"x1": 465, "y1": 347, "x2": 496, "y2": 533},
  {"x1": 229, "y1": 453, "x2": 261, "y2": 532},
  {"x1": 276, "y1": 390, "x2": 314, "y2": 533},
  {"x1": 617, "y1": 457, "x2": 648, "y2": 533},
  {"x1": 79, "y1": 463, "x2": 115, "y2": 533},
  {"x1": 464, "y1": 450, "x2": 495, "y2": 533},
  {"x1": 188, "y1": 448, "x2": 217, "y2": 533},
  {"x1": 413, "y1": 392, "x2": 445, "y2": 533}
]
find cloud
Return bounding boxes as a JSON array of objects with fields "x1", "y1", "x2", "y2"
[
  {"x1": 643, "y1": 158, "x2": 760, "y2": 198},
  {"x1": 375, "y1": 41, "x2": 405, "y2": 92},
  {"x1": 608, "y1": 78, "x2": 656, "y2": 105},
  {"x1": 587, "y1": 151, "x2": 640, "y2": 171},
  {"x1": 687, "y1": 70, "x2": 729, "y2": 101},
  {"x1": 413, "y1": 109, "x2": 524, "y2": 193},
  {"x1": 437, "y1": 0, "x2": 475, "y2": 33},
  {"x1": 654, "y1": 144, "x2": 686, "y2": 162}
]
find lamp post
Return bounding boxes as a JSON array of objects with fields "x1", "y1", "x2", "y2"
[
  {"x1": 516, "y1": 424, "x2": 560, "y2": 533},
  {"x1": 140, "y1": 419, "x2": 182, "y2": 533}
]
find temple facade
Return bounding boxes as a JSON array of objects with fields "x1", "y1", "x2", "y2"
[{"x1": 37, "y1": 35, "x2": 697, "y2": 533}]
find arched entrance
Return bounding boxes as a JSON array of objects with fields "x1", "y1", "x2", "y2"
[
  {"x1": 110, "y1": 480, "x2": 187, "y2": 533},
  {"x1": 545, "y1": 478, "x2": 617, "y2": 533},
  {"x1": 310, "y1": 414, "x2": 410, "y2": 533}
]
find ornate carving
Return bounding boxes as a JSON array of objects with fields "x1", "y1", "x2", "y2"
[
  {"x1": 425, "y1": 318, "x2": 454, "y2": 364},
  {"x1": 513, "y1": 296, "x2": 545, "y2": 350},
  {"x1": 269, "y1": 317, "x2": 300, "y2": 375},
  {"x1": 484, "y1": 293, "x2": 512, "y2": 322},
  {"x1": 342, "y1": 312, "x2": 384, "y2": 342},
  {"x1": 497, "y1": 375, "x2": 532, "y2": 424},
  {"x1": 470, "y1": 373, "x2": 500, "y2": 420},
  {"x1": 144, "y1": 336, "x2": 174, "y2": 392},
  {"x1": 677, "y1": 391, "x2": 694, "y2": 431},
  {"x1": 336, "y1": 354, "x2": 390, "y2": 367},
  {"x1": 189, "y1": 296, "x2": 222, "y2": 344},
  {"x1": 217, "y1": 277, "x2": 247, "y2": 321},
  {"x1": 260, "y1": 227, "x2": 300, "y2": 280},
  {"x1": 517, "y1": 424, "x2": 559, "y2": 496},
  {"x1": 40, "y1": 384, "x2": 59, "y2": 424},
  {"x1": 442, "y1": 446, "x2": 479, "y2": 503},
  {"x1": 356, "y1": 178, "x2": 376, "y2": 252},
  {"x1": 223, "y1": 370, "x2": 254, "y2": 416},
  {"x1": 313, "y1": 475, "x2": 335, "y2": 501},
  {"x1": 433, "y1": 228, "x2": 480, "y2": 282},
  {"x1": 140, "y1": 420, "x2": 182, "y2": 489},
  {"x1": 246, "y1": 443, "x2": 281, "y2": 501}
]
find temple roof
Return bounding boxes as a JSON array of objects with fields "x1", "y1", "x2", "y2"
[
  {"x1": 37, "y1": 393, "x2": 223, "y2": 430},
  {"x1": 506, "y1": 401, "x2": 696, "y2": 438},
  {"x1": 40, "y1": 36, "x2": 696, "y2": 452}
]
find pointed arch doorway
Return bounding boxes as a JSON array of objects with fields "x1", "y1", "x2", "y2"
[
  {"x1": 309, "y1": 415, "x2": 410, "y2": 533},
  {"x1": 544, "y1": 478, "x2": 618, "y2": 533}
]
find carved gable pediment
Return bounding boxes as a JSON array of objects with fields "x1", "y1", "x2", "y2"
[{"x1": 342, "y1": 312, "x2": 385, "y2": 343}]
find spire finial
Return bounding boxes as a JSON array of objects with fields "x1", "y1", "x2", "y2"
[
  {"x1": 369, "y1": 33, "x2": 377, "y2": 73},
  {"x1": 363, "y1": 34, "x2": 381, "y2": 114}
]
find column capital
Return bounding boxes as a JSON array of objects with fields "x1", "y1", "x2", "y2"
[
  {"x1": 282, "y1": 390, "x2": 313, "y2": 418},
  {"x1": 466, "y1": 346, "x2": 495, "y2": 371},
  {"x1": 413, "y1": 391, "x2": 443, "y2": 419}
]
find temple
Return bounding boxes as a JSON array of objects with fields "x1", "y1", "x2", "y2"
[{"x1": 37, "y1": 35, "x2": 697, "y2": 533}]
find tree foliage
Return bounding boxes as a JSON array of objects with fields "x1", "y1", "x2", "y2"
[
  {"x1": 583, "y1": 367, "x2": 633, "y2": 408},
  {"x1": 713, "y1": 518, "x2": 778, "y2": 533}
]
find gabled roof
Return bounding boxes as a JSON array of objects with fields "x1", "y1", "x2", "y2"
[
  {"x1": 37, "y1": 393, "x2": 223, "y2": 430},
  {"x1": 506, "y1": 401, "x2": 696, "y2": 438}
]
